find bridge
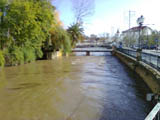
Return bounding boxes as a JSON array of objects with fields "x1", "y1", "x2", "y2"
[
  {"x1": 72, "y1": 42, "x2": 113, "y2": 56},
  {"x1": 72, "y1": 49, "x2": 113, "y2": 55},
  {"x1": 76, "y1": 43, "x2": 112, "y2": 49},
  {"x1": 72, "y1": 49, "x2": 112, "y2": 52}
]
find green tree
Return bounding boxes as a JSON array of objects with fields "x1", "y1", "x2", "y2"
[
  {"x1": 49, "y1": 26, "x2": 71, "y2": 54},
  {"x1": 0, "y1": 0, "x2": 74, "y2": 66},
  {"x1": 0, "y1": 51, "x2": 5, "y2": 67},
  {"x1": 148, "y1": 30, "x2": 160, "y2": 46},
  {"x1": 123, "y1": 35, "x2": 130, "y2": 47},
  {"x1": 67, "y1": 23, "x2": 83, "y2": 47},
  {"x1": 43, "y1": 10, "x2": 72, "y2": 56},
  {"x1": 0, "y1": 0, "x2": 54, "y2": 66}
]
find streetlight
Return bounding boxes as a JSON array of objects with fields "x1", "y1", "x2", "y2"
[
  {"x1": 136, "y1": 15, "x2": 144, "y2": 61},
  {"x1": 137, "y1": 15, "x2": 144, "y2": 48}
]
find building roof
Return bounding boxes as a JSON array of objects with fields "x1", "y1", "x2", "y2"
[{"x1": 122, "y1": 26, "x2": 152, "y2": 33}]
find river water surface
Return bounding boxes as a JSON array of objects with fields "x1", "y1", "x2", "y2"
[{"x1": 0, "y1": 52, "x2": 152, "y2": 120}]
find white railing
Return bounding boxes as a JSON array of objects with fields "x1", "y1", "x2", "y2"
[
  {"x1": 145, "y1": 103, "x2": 160, "y2": 120},
  {"x1": 117, "y1": 48, "x2": 160, "y2": 71}
]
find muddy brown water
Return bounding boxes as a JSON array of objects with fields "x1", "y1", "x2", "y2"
[{"x1": 0, "y1": 52, "x2": 152, "y2": 120}]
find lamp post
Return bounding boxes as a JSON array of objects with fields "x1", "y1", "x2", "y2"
[{"x1": 136, "y1": 15, "x2": 144, "y2": 61}]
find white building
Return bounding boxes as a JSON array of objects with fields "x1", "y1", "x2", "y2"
[{"x1": 121, "y1": 26, "x2": 152, "y2": 47}]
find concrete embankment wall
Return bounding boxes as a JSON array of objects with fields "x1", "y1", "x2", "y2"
[
  {"x1": 44, "y1": 51, "x2": 63, "y2": 60},
  {"x1": 114, "y1": 50, "x2": 160, "y2": 94}
]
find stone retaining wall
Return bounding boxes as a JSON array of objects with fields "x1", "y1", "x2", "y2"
[{"x1": 114, "y1": 50, "x2": 160, "y2": 94}]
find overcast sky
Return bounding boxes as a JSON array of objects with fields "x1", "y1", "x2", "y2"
[{"x1": 54, "y1": 0, "x2": 160, "y2": 36}]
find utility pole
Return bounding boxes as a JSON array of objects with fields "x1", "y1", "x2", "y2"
[
  {"x1": 129, "y1": 10, "x2": 131, "y2": 30},
  {"x1": 128, "y1": 10, "x2": 135, "y2": 47},
  {"x1": 128, "y1": 10, "x2": 136, "y2": 29}
]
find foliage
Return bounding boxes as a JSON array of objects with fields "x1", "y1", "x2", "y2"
[
  {"x1": 139, "y1": 30, "x2": 160, "y2": 46},
  {"x1": 22, "y1": 47, "x2": 36, "y2": 63},
  {"x1": 67, "y1": 23, "x2": 83, "y2": 47},
  {"x1": 148, "y1": 30, "x2": 160, "y2": 45},
  {"x1": 43, "y1": 10, "x2": 72, "y2": 55},
  {"x1": 50, "y1": 26, "x2": 71, "y2": 54},
  {"x1": 6, "y1": 46, "x2": 24, "y2": 65},
  {"x1": 123, "y1": 35, "x2": 130, "y2": 47},
  {"x1": 6, "y1": 0, "x2": 53, "y2": 54},
  {"x1": 0, "y1": 0, "x2": 54, "y2": 66},
  {"x1": 54, "y1": 11, "x2": 63, "y2": 26},
  {"x1": 0, "y1": 0, "x2": 74, "y2": 66},
  {"x1": 123, "y1": 29, "x2": 160, "y2": 48},
  {"x1": 0, "y1": 51, "x2": 5, "y2": 67}
]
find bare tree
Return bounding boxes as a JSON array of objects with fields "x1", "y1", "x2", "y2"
[{"x1": 71, "y1": 0, "x2": 95, "y2": 24}]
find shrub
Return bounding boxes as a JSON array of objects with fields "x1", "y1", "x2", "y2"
[
  {"x1": 22, "y1": 47, "x2": 36, "y2": 63},
  {"x1": 7, "y1": 46, "x2": 24, "y2": 65},
  {"x1": 0, "y1": 51, "x2": 5, "y2": 67}
]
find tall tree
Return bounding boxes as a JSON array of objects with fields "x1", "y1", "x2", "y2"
[
  {"x1": 43, "y1": 9, "x2": 71, "y2": 56},
  {"x1": 148, "y1": 30, "x2": 160, "y2": 46},
  {"x1": 67, "y1": 23, "x2": 83, "y2": 47},
  {"x1": 71, "y1": 0, "x2": 95, "y2": 24},
  {"x1": 50, "y1": 26, "x2": 71, "y2": 54},
  {"x1": 0, "y1": 0, "x2": 54, "y2": 65}
]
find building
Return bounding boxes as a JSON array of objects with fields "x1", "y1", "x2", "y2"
[{"x1": 121, "y1": 26, "x2": 152, "y2": 48}]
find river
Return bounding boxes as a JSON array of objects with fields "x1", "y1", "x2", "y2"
[{"x1": 0, "y1": 51, "x2": 152, "y2": 120}]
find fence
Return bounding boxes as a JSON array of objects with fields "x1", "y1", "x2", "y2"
[
  {"x1": 117, "y1": 48, "x2": 160, "y2": 71},
  {"x1": 117, "y1": 48, "x2": 160, "y2": 119},
  {"x1": 145, "y1": 103, "x2": 160, "y2": 120}
]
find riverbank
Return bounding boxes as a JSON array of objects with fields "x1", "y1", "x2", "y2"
[
  {"x1": 114, "y1": 50, "x2": 160, "y2": 94},
  {"x1": 0, "y1": 50, "x2": 66, "y2": 68}
]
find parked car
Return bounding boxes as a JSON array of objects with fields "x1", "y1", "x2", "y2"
[
  {"x1": 149, "y1": 45, "x2": 157, "y2": 49},
  {"x1": 142, "y1": 45, "x2": 149, "y2": 49}
]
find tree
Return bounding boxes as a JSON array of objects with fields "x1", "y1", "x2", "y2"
[
  {"x1": 0, "y1": 51, "x2": 5, "y2": 67},
  {"x1": 71, "y1": 0, "x2": 95, "y2": 24},
  {"x1": 54, "y1": 10, "x2": 63, "y2": 26},
  {"x1": 43, "y1": 9, "x2": 72, "y2": 56},
  {"x1": 67, "y1": 23, "x2": 84, "y2": 47},
  {"x1": 148, "y1": 30, "x2": 160, "y2": 46},
  {"x1": 0, "y1": 0, "x2": 9, "y2": 50},
  {"x1": 0, "y1": 0, "x2": 54, "y2": 65},
  {"x1": 0, "y1": 0, "x2": 74, "y2": 66},
  {"x1": 123, "y1": 35, "x2": 130, "y2": 47},
  {"x1": 49, "y1": 26, "x2": 71, "y2": 54}
]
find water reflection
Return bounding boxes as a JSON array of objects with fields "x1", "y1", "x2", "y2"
[{"x1": 0, "y1": 55, "x2": 152, "y2": 120}]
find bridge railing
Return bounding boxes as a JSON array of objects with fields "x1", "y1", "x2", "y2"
[
  {"x1": 117, "y1": 48, "x2": 160, "y2": 71},
  {"x1": 117, "y1": 48, "x2": 160, "y2": 119},
  {"x1": 118, "y1": 48, "x2": 137, "y2": 58},
  {"x1": 145, "y1": 103, "x2": 160, "y2": 120}
]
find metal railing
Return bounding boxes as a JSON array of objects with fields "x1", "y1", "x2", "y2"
[
  {"x1": 117, "y1": 48, "x2": 160, "y2": 119},
  {"x1": 117, "y1": 48, "x2": 160, "y2": 71},
  {"x1": 145, "y1": 103, "x2": 160, "y2": 120}
]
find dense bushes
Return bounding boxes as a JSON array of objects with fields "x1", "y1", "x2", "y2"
[
  {"x1": 0, "y1": 0, "x2": 58, "y2": 66},
  {"x1": 50, "y1": 26, "x2": 71, "y2": 54},
  {"x1": 0, "y1": 0, "x2": 83, "y2": 67},
  {"x1": 0, "y1": 51, "x2": 5, "y2": 67}
]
